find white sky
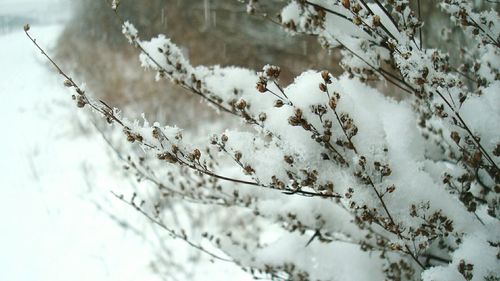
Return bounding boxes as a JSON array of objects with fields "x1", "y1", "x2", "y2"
[{"x1": 0, "y1": 0, "x2": 71, "y2": 16}]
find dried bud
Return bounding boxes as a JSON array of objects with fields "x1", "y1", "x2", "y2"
[
  {"x1": 265, "y1": 65, "x2": 281, "y2": 79},
  {"x1": 342, "y1": 0, "x2": 350, "y2": 9},
  {"x1": 381, "y1": 166, "x2": 392, "y2": 177},
  {"x1": 221, "y1": 134, "x2": 228, "y2": 143},
  {"x1": 294, "y1": 108, "x2": 302, "y2": 118},
  {"x1": 258, "y1": 112, "x2": 267, "y2": 122},
  {"x1": 171, "y1": 144, "x2": 179, "y2": 154},
  {"x1": 321, "y1": 70, "x2": 330, "y2": 82},
  {"x1": 126, "y1": 134, "x2": 135, "y2": 142},
  {"x1": 256, "y1": 82, "x2": 267, "y2": 93},
  {"x1": 76, "y1": 96, "x2": 86, "y2": 108},
  {"x1": 328, "y1": 98, "x2": 337, "y2": 110},
  {"x1": 386, "y1": 185, "x2": 396, "y2": 193},
  {"x1": 284, "y1": 155, "x2": 294, "y2": 164},
  {"x1": 152, "y1": 127, "x2": 160, "y2": 139},
  {"x1": 415, "y1": 77, "x2": 426, "y2": 85},
  {"x1": 274, "y1": 100, "x2": 284, "y2": 108},
  {"x1": 158, "y1": 152, "x2": 178, "y2": 163},
  {"x1": 243, "y1": 165, "x2": 254, "y2": 175},
  {"x1": 470, "y1": 151, "x2": 482, "y2": 168},
  {"x1": 352, "y1": 3, "x2": 362, "y2": 13},
  {"x1": 372, "y1": 15, "x2": 381, "y2": 27},
  {"x1": 63, "y1": 80, "x2": 73, "y2": 87},
  {"x1": 23, "y1": 24, "x2": 30, "y2": 32},
  {"x1": 353, "y1": 16, "x2": 362, "y2": 26},
  {"x1": 390, "y1": 243, "x2": 402, "y2": 251},
  {"x1": 235, "y1": 99, "x2": 247, "y2": 110},
  {"x1": 450, "y1": 131, "x2": 461, "y2": 144},
  {"x1": 288, "y1": 116, "x2": 301, "y2": 126},
  {"x1": 422, "y1": 67, "x2": 429, "y2": 79},
  {"x1": 135, "y1": 134, "x2": 143, "y2": 142},
  {"x1": 234, "y1": 151, "x2": 242, "y2": 161},
  {"x1": 192, "y1": 149, "x2": 201, "y2": 160},
  {"x1": 319, "y1": 83, "x2": 327, "y2": 92},
  {"x1": 493, "y1": 144, "x2": 500, "y2": 157}
]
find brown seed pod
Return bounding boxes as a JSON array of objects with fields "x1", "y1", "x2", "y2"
[
  {"x1": 235, "y1": 99, "x2": 247, "y2": 110},
  {"x1": 274, "y1": 100, "x2": 284, "y2": 108},
  {"x1": 256, "y1": 82, "x2": 267, "y2": 93},
  {"x1": 342, "y1": 0, "x2": 350, "y2": 9},
  {"x1": 321, "y1": 70, "x2": 330, "y2": 81},
  {"x1": 234, "y1": 151, "x2": 242, "y2": 161},
  {"x1": 319, "y1": 83, "x2": 327, "y2": 92},
  {"x1": 329, "y1": 98, "x2": 337, "y2": 110}
]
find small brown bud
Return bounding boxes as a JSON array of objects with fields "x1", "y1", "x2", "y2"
[
  {"x1": 321, "y1": 70, "x2": 330, "y2": 81},
  {"x1": 258, "y1": 112, "x2": 267, "y2": 122},
  {"x1": 152, "y1": 127, "x2": 160, "y2": 139},
  {"x1": 234, "y1": 151, "x2": 242, "y2": 161},
  {"x1": 319, "y1": 83, "x2": 327, "y2": 92},
  {"x1": 328, "y1": 98, "x2": 337, "y2": 110},
  {"x1": 450, "y1": 131, "x2": 461, "y2": 144},
  {"x1": 372, "y1": 15, "x2": 381, "y2": 27},
  {"x1": 390, "y1": 243, "x2": 402, "y2": 251},
  {"x1": 256, "y1": 82, "x2": 267, "y2": 93},
  {"x1": 243, "y1": 165, "x2": 254, "y2": 175},
  {"x1": 352, "y1": 3, "x2": 362, "y2": 13},
  {"x1": 470, "y1": 151, "x2": 482, "y2": 168},
  {"x1": 493, "y1": 144, "x2": 500, "y2": 157},
  {"x1": 192, "y1": 148, "x2": 201, "y2": 160},
  {"x1": 288, "y1": 116, "x2": 301, "y2": 126},
  {"x1": 353, "y1": 16, "x2": 362, "y2": 26},
  {"x1": 422, "y1": 67, "x2": 429, "y2": 79},
  {"x1": 294, "y1": 108, "x2": 302, "y2": 118},
  {"x1": 63, "y1": 80, "x2": 73, "y2": 87},
  {"x1": 265, "y1": 65, "x2": 281, "y2": 79},
  {"x1": 274, "y1": 100, "x2": 284, "y2": 108},
  {"x1": 221, "y1": 134, "x2": 228, "y2": 142},
  {"x1": 235, "y1": 99, "x2": 247, "y2": 110},
  {"x1": 76, "y1": 96, "x2": 86, "y2": 108},
  {"x1": 415, "y1": 77, "x2": 426, "y2": 85},
  {"x1": 162, "y1": 153, "x2": 178, "y2": 164},
  {"x1": 381, "y1": 166, "x2": 392, "y2": 177},
  {"x1": 126, "y1": 134, "x2": 135, "y2": 142},
  {"x1": 171, "y1": 144, "x2": 179, "y2": 154},
  {"x1": 284, "y1": 155, "x2": 294, "y2": 164},
  {"x1": 342, "y1": 0, "x2": 350, "y2": 9},
  {"x1": 23, "y1": 24, "x2": 30, "y2": 32}
]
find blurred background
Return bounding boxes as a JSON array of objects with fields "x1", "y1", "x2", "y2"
[{"x1": 54, "y1": 0, "x2": 340, "y2": 130}]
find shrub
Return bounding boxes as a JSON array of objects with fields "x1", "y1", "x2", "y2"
[{"x1": 26, "y1": 1, "x2": 499, "y2": 280}]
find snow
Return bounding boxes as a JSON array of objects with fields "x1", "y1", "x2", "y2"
[
  {"x1": 0, "y1": 24, "x2": 161, "y2": 281},
  {"x1": 4, "y1": 1, "x2": 498, "y2": 280}
]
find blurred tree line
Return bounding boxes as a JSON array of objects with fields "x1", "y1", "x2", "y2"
[
  {"x1": 56, "y1": 0, "x2": 339, "y2": 128},
  {"x1": 56, "y1": 0, "x2": 497, "y2": 127}
]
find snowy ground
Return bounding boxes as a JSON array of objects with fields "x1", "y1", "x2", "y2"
[{"x1": 0, "y1": 24, "x2": 164, "y2": 281}]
